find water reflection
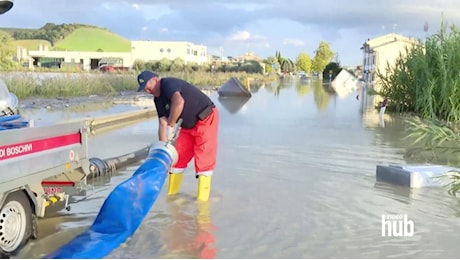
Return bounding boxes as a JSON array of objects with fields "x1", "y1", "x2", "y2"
[
  {"x1": 373, "y1": 181, "x2": 413, "y2": 204},
  {"x1": 161, "y1": 199, "x2": 217, "y2": 259},
  {"x1": 295, "y1": 80, "x2": 311, "y2": 97},
  {"x1": 264, "y1": 78, "x2": 294, "y2": 96},
  {"x1": 217, "y1": 96, "x2": 250, "y2": 114},
  {"x1": 312, "y1": 80, "x2": 333, "y2": 111},
  {"x1": 251, "y1": 78, "x2": 335, "y2": 113},
  {"x1": 247, "y1": 81, "x2": 264, "y2": 94}
]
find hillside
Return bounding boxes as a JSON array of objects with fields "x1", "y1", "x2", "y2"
[
  {"x1": 2, "y1": 23, "x2": 131, "y2": 52},
  {"x1": 0, "y1": 27, "x2": 37, "y2": 35},
  {"x1": 13, "y1": 39, "x2": 52, "y2": 50},
  {"x1": 53, "y1": 27, "x2": 131, "y2": 52}
]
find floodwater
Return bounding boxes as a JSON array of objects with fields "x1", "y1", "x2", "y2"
[{"x1": 14, "y1": 78, "x2": 460, "y2": 259}]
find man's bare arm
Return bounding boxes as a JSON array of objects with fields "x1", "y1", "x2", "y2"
[
  {"x1": 158, "y1": 116, "x2": 168, "y2": 142},
  {"x1": 168, "y1": 91, "x2": 184, "y2": 127}
]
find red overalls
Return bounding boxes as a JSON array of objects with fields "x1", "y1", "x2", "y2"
[{"x1": 170, "y1": 107, "x2": 219, "y2": 176}]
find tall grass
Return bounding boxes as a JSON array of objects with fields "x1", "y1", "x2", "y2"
[
  {"x1": 1, "y1": 71, "x2": 274, "y2": 99},
  {"x1": 405, "y1": 117, "x2": 460, "y2": 164},
  {"x1": 404, "y1": 117, "x2": 460, "y2": 195},
  {"x1": 377, "y1": 21, "x2": 460, "y2": 122}
]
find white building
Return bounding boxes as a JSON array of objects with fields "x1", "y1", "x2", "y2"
[
  {"x1": 28, "y1": 48, "x2": 133, "y2": 70},
  {"x1": 361, "y1": 33, "x2": 418, "y2": 91},
  {"x1": 131, "y1": 40, "x2": 208, "y2": 64},
  {"x1": 22, "y1": 40, "x2": 210, "y2": 71}
]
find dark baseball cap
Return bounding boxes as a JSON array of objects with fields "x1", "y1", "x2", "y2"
[{"x1": 137, "y1": 70, "x2": 159, "y2": 92}]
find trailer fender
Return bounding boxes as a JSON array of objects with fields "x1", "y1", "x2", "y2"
[
  {"x1": 23, "y1": 185, "x2": 39, "y2": 240},
  {"x1": 0, "y1": 186, "x2": 37, "y2": 215}
]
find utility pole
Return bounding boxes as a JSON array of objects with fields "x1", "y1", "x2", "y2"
[
  {"x1": 423, "y1": 21, "x2": 429, "y2": 43},
  {"x1": 393, "y1": 24, "x2": 397, "y2": 36},
  {"x1": 219, "y1": 46, "x2": 224, "y2": 61}
]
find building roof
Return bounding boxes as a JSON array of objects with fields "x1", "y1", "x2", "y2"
[
  {"x1": 235, "y1": 51, "x2": 263, "y2": 62},
  {"x1": 361, "y1": 33, "x2": 418, "y2": 50}
]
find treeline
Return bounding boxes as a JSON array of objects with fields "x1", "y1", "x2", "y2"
[
  {"x1": 132, "y1": 58, "x2": 265, "y2": 74},
  {"x1": 274, "y1": 51, "x2": 295, "y2": 72},
  {"x1": 8, "y1": 23, "x2": 100, "y2": 45},
  {"x1": 264, "y1": 42, "x2": 337, "y2": 76}
]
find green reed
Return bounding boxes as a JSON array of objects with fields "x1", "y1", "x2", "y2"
[
  {"x1": 378, "y1": 21, "x2": 460, "y2": 195},
  {"x1": 404, "y1": 116, "x2": 460, "y2": 195}
]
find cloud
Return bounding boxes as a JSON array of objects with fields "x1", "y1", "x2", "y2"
[
  {"x1": 282, "y1": 38, "x2": 305, "y2": 47},
  {"x1": 222, "y1": 2, "x2": 273, "y2": 11},
  {"x1": 230, "y1": 31, "x2": 251, "y2": 41},
  {"x1": 226, "y1": 30, "x2": 269, "y2": 48},
  {"x1": 2, "y1": 0, "x2": 460, "y2": 65},
  {"x1": 135, "y1": 4, "x2": 173, "y2": 21}
]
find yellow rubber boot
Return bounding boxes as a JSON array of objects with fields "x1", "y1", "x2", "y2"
[
  {"x1": 197, "y1": 201, "x2": 211, "y2": 225},
  {"x1": 168, "y1": 173, "x2": 184, "y2": 195},
  {"x1": 197, "y1": 175, "x2": 212, "y2": 201}
]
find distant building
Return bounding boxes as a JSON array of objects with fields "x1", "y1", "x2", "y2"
[
  {"x1": 234, "y1": 51, "x2": 263, "y2": 63},
  {"x1": 360, "y1": 33, "x2": 418, "y2": 92},
  {"x1": 21, "y1": 40, "x2": 210, "y2": 71},
  {"x1": 131, "y1": 40, "x2": 208, "y2": 65},
  {"x1": 27, "y1": 48, "x2": 133, "y2": 70}
]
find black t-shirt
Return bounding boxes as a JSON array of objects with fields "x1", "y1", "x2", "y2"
[{"x1": 154, "y1": 77, "x2": 214, "y2": 129}]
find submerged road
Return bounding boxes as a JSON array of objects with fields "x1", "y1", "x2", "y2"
[{"x1": 15, "y1": 79, "x2": 460, "y2": 258}]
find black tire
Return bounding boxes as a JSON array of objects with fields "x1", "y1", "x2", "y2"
[{"x1": 0, "y1": 191, "x2": 33, "y2": 256}]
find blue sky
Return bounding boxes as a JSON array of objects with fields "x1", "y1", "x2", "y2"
[{"x1": 1, "y1": 0, "x2": 459, "y2": 66}]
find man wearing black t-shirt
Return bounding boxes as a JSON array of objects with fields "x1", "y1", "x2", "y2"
[{"x1": 137, "y1": 70, "x2": 219, "y2": 201}]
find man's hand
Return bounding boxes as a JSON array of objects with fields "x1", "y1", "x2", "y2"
[
  {"x1": 166, "y1": 125, "x2": 175, "y2": 141},
  {"x1": 159, "y1": 116, "x2": 182, "y2": 143}
]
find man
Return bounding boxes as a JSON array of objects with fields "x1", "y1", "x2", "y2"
[{"x1": 137, "y1": 70, "x2": 219, "y2": 201}]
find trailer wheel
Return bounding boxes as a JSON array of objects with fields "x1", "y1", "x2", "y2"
[{"x1": 0, "y1": 191, "x2": 33, "y2": 255}]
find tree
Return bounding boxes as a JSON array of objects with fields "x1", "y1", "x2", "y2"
[
  {"x1": 170, "y1": 57, "x2": 185, "y2": 72},
  {"x1": 264, "y1": 56, "x2": 279, "y2": 74},
  {"x1": 0, "y1": 30, "x2": 16, "y2": 70},
  {"x1": 275, "y1": 50, "x2": 283, "y2": 65},
  {"x1": 242, "y1": 60, "x2": 264, "y2": 74},
  {"x1": 281, "y1": 58, "x2": 294, "y2": 73},
  {"x1": 312, "y1": 41, "x2": 335, "y2": 75},
  {"x1": 295, "y1": 52, "x2": 312, "y2": 73},
  {"x1": 322, "y1": 62, "x2": 342, "y2": 81},
  {"x1": 275, "y1": 50, "x2": 287, "y2": 70}
]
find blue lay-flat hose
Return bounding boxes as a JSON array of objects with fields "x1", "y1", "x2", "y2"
[
  {"x1": 0, "y1": 114, "x2": 29, "y2": 130},
  {"x1": 0, "y1": 114, "x2": 21, "y2": 122},
  {"x1": 44, "y1": 142, "x2": 178, "y2": 259}
]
